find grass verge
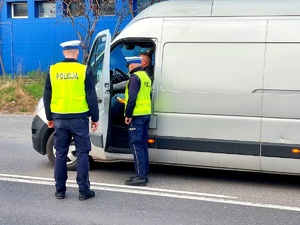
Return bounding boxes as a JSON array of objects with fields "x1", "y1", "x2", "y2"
[{"x1": 0, "y1": 72, "x2": 46, "y2": 114}]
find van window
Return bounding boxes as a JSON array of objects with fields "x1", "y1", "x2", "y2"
[
  {"x1": 88, "y1": 36, "x2": 107, "y2": 84},
  {"x1": 110, "y1": 43, "x2": 154, "y2": 72},
  {"x1": 109, "y1": 41, "x2": 155, "y2": 84}
]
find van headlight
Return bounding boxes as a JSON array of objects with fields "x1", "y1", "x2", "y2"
[{"x1": 34, "y1": 98, "x2": 44, "y2": 115}]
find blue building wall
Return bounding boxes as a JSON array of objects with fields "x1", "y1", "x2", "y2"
[{"x1": 0, "y1": 0, "x2": 135, "y2": 76}]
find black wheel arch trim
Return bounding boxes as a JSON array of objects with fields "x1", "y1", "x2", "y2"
[{"x1": 31, "y1": 115, "x2": 53, "y2": 155}]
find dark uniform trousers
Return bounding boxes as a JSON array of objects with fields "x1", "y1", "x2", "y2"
[
  {"x1": 54, "y1": 118, "x2": 91, "y2": 193},
  {"x1": 128, "y1": 115, "x2": 151, "y2": 178}
]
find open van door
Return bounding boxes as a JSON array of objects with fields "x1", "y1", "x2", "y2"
[{"x1": 86, "y1": 29, "x2": 111, "y2": 149}]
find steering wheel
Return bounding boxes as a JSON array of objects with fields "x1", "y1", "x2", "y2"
[{"x1": 111, "y1": 68, "x2": 129, "y2": 84}]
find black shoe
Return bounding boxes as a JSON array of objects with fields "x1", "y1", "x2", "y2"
[
  {"x1": 55, "y1": 192, "x2": 65, "y2": 199},
  {"x1": 125, "y1": 176, "x2": 147, "y2": 186},
  {"x1": 129, "y1": 176, "x2": 149, "y2": 183},
  {"x1": 79, "y1": 190, "x2": 95, "y2": 201}
]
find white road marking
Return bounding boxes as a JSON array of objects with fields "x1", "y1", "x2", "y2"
[{"x1": 0, "y1": 173, "x2": 300, "y2": 212}]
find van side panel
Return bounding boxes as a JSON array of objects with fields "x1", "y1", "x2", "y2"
[
  {"x1": 213, "y1": 0, "x2": 300, "y2": 16},
  {"x1": 263, "y1": 44, "x2": 300, "y2": 118},
  {"x1": 159, "y1": 43, "x2": 264, "y2": 117},
  {"x1": 161, "y1": 19, "x2": 267, "y2": 43},
  {"x1": 157, "y1": 19, "x2": 266, "y2": 139},
  {"x1": 116, "y1": 18, "x2": 163, "y2": 39},
  {"x1": 262, "y1": 19, "x2": 300, "y2": 144},
  {"x1": 151, "y1": 19, "x2": 267, "y2": 170},
  {"x1": 261, "y1": 19, "x2": 300, "y2": 173},
  {"x1": 267, "y1": 20, "x2": 300, "y2": 43}
]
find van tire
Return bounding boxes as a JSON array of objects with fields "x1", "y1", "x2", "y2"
[{"x1": 46, "y1": 133, "x2": 77, "y2": 171}]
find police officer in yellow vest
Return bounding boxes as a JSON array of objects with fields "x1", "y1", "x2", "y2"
[
  {"x1": 124, "y1": 56, "x2": 152, "y2": 186},
  {"x1": 43, "y1": 40, "x2": 99, "y2": 200}
]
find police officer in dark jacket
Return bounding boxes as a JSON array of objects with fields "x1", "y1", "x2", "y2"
[
  {"x1": 124, "y1": 56, "x2": 152, "y2": 186},
  {"x1": 43, "y1": 40, "x2": 99, "y2": 200}
]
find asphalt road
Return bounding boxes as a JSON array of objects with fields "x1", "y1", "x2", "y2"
[{"x1": 1, "y1": 114, "x2": 300, "y2": 225}]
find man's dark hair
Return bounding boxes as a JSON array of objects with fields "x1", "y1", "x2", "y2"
[{"x1": 140, "y1": 52, "x2": 152, "y2": 63}]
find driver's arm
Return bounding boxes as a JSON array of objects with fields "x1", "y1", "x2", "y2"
[{"x1": 113, "y1": 80, "x2": 128, "y2": 91}]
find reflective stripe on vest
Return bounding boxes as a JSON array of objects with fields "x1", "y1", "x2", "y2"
[
  {"x1": 50, "y1": 62, "x2": 89, "y2": 114},
  {"x1": 125, "y1": 71, "x2": 152, "y2": 116}
]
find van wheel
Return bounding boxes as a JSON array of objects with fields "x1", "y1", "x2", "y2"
[{"x1": 46, "y1": 133, "x2": 77, "y2": 171}]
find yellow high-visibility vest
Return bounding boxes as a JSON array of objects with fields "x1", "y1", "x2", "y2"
[
  {"x1": 125, "y1": 71, "x2": 152, "y2": 116},
  {"x1": 50, "y1": 62, "x2": 89, "y2": 114}
]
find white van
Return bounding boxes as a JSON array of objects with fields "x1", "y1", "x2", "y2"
[{"x1": 32, "y1": 0, "x2": 300, "y2": 174}]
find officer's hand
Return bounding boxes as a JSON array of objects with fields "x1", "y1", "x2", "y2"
[
  {"x1": 91, "y1": 121, "x2": 98, "y2": 132},
  {"x1": 47, "y1": 120, "x2": 54, "y2": 128},
  {"x1": 125, "y1": 117, "x2": 132, "y2": 125}
]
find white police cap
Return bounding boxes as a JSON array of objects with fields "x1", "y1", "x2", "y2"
[
  {"x1": 60, "y1": 40, "x2": 80, "y2": 50},
  {"x1": 125, "y1": 56, "x2": 142, "y2": 66}
]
